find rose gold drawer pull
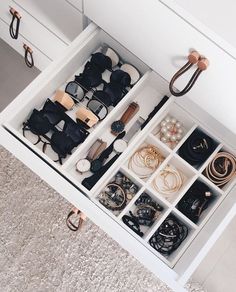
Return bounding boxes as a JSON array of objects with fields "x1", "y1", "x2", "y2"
[
  {"x1": 9, "y1": 7, "x2": 21, "y2": 39},
  {"x1": 169, "y1": 51, "x2": 209, "y2": 97},
  {"x1": 23, "y1": 44, "x2": 34, "y2": 68}
]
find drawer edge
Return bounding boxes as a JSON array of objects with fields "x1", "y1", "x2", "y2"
[{"x1": 0, "y1": 126, "x2": 186, "y2": 291}]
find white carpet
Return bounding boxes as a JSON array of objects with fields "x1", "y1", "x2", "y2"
[{"x1": 0, "y1": 146, "x2": 205, "y2": 292}]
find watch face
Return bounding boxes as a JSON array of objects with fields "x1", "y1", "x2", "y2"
[
  {"x1": 90, "y1": 159, "x2": 103, "y2": 173},
  {"x1": 111, "y1": 120, "x2": 125, "y2": 134},
  {"x1": 114, "y1": 139, "x2": 127, "y2": 153},
  {"x1": 76, "y1": 159, "x2": 91, "y2": 173}
]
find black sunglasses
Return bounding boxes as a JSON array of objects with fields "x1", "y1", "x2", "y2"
[{"x1": 23, "y1": 99, "x2": 89, "y2": 164}]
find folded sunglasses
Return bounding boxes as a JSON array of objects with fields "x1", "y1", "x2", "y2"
[
  {"x1": 66, "y1": 48, "x2": 140, "y2": 106},
  {"x1": 23, "y1": 99, "x2": 89, "y2": 164}
]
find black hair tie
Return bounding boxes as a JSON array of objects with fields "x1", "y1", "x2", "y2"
[
  {"x1": 9, "y1": 8, "x2": 21, "y2": 39},
  {"x1": 23, "y1": 44, "x2": 34, "y2": 68}
]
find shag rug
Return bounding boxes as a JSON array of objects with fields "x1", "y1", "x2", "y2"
[{"x1": 0, "y1": 146, "x2": 205, "y2": 292}]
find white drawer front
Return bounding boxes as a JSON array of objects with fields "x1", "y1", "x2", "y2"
[
  {"x1": 13, "y1": 0, "x2": 84, "y2": 43},
  {"x1": 1, "y1": 22, "x2": 236, "y2": 292},
  {"x1": 84, "y1": 0, "x2": 236, "y2": 136},
  {"x1": 0, "y1": 1, "x2": 67, "y2": 60},
  {"x1": 0, "y1": 18, "x2": 51, "y2": 70},
  {"x1": 66, "y1": 0, "x2": 83, "y2": 13}
]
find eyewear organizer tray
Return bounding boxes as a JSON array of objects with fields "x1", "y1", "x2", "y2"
[{"x1": 1, "y1": 23, "x2": 236, "y2": 291}]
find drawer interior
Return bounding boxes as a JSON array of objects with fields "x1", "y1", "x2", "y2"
[
  {"x1": 2, "y1": 23, "x2": 236, "y2": 280},
  {"x1": 5, "y1": 26, "x2": 149, "y2": 168},
  {"x1": 82, "y1": 95, "x2": 236, "y2": 271}
]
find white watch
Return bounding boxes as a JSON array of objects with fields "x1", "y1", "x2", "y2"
[{"x1": 76, "y1": 139, "x2": 107, "y2": 173}]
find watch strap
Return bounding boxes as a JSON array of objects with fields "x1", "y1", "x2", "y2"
[
  {"x1": 141, "y1": 96, "x2": 169, "y2": 130},
  {"x1": 120, "y1": 102, "x2": 139, "y2": 125},
  {"x1": 124, "y1": 116, "x2": 144, "y2": 143},
  {"x1": 87, "y1": 139, "x2": 107, "y2": 160},
  {"x1": 97, "y1": 131, "x2": 126, "y2": 162},
  {"x1": 82, "y1": 153, "x2": 121, "y2": 190}
]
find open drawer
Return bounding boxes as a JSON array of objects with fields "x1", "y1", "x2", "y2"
[{"x1": 1, "y1": 22, "x2": 236, "y2": 292}]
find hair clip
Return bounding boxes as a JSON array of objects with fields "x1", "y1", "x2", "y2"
[{"x1": 169, "y1": 51, "x2": 209, "y2": 97}]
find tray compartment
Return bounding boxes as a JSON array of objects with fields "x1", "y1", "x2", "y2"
[
  {"x1": 120, "y1": 189, "x2": 168, "y2": 238},
  {"x1": 176, "y1": 178, "x2": 221, "y2": 226},
  {"x1": 95, "y1": 169, "x2": 142, "y2": 216},
  {"x1": 203, "y1": 146, "x2": 236, "y2": 192},
  {"x1": 148, "y1": 212, "x2": 196, "y2": 265},
  {"x1": 149, "y1": 155, "x2": 197, "y2": 204},
  {"x1": 152, "y1": 103, "x2": 195, "y2": 150},
  {"x1": 178, "y1": 127, "x2": 219, "y2": 170},
  {"x1": 125, "y1": 134, "x2": 171, "y2": 182}
]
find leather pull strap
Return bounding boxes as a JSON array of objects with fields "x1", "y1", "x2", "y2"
[
  {"x1": 23, "y1": 44, "x2": 34, "y2": 68},
  {"x1": 169, "y1": 51, "x2": 209, "y2": 97},
  {"x1": 9, "y1": 7, "x2": 21, "y2": 39},
  {"x1": 66, "y1": 207, "x2": 86, "y2": 231}
]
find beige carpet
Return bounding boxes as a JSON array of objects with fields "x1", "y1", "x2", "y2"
[{"x1": 0, "y1": 146, "x2": 205, "y2": 292}]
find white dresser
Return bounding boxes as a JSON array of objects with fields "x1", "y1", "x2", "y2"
[
  {"x1": 0, "y1": 0, "x2": 84, "y2": 70},
  {"x1": 1, "y1": 1, "x2": 236, "y2": 291}
]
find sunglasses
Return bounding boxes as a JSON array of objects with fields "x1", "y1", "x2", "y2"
[
  {"x1": 66, "y1": 47, "x2": 140, "y2": 103},
  {"x1": 23, "y1": 99, "x2": 89, "y2": 164}
]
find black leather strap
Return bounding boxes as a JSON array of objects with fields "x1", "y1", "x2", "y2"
[
  {"x1": 9, "y1": 9, "x2": 21, "y2": 39},
  {"x1": 82, "y1": 153, "x2": 121, "y2": 190},
  {"x1": 24, "y1": 44, "x2": 34, "y2": 68}
]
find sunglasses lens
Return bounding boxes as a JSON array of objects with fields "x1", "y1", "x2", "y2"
[
  {"x1": 65, "y1": 82, "x2": 84, "y2": 101},
  {"x1": 87, "y1": 99, "x2": 107, "y2": 120},
  {"x1": 120, "y1": 64, "x2": 140, "y2": 85},
  {"x1": 110, "y1": 69, "x2": 131, "y2": 88},
  {"x1": 91, "y1": 52, "x2": 112, "y2": 72},
  {"x1": 104, "y1": 47, "x2": 119, "y2": 67}
]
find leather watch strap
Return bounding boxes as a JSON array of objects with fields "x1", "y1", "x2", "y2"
[
  {"x1": 120, "y1": 102, "x2": 139, "y2": 125},
  {"x1": 87, "y1": 139, "x2": 107, "y2": 160}
]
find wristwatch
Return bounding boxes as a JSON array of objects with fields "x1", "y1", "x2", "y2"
[
  {"x1": 113, "y1": 116, "x2": 144, "y2": 153},
  {"x1": 76, "y1": 139, "x2": 107, "y2": 173},
  {"x1": 111, "y1": 102, "x2": 139, "y2": 135},
  {"x1": 82, "y1": 153, "x2": 121, "y2": 190},
  {"x1": 90, "y1": 131, "x2": 126, "y2": 173},
  {"x1": 90, "y1": 117, "x2": 144, "y2": 173}
]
